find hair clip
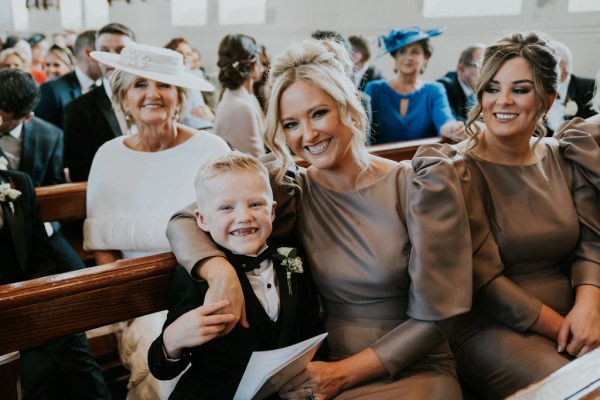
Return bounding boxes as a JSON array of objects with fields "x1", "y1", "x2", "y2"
[{"x1": 232, "y1": 61, "x2": 239, "y2": 69}]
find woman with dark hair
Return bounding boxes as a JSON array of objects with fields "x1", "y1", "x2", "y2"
[
  {"x1": 446, "y1": 32, "x2": 600, "y2": 398},
  {"x1": 214, "y1": 34, "x2": 265, "y2": 157},
  {"x1": 365, "y1": 27, "x2": 465, "y2": 143}
]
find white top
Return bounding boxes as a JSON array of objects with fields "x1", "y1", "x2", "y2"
[
  {"x1": 84, "y1": 130, "x2": 230, "y2": 259},
  {"x1": 214, "y1": 86, "x2": 265, "y2": 157}
]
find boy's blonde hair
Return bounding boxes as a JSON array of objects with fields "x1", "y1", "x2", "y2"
[{"x1": 194, "y1": 151, "x2": 272, "y2": 206}]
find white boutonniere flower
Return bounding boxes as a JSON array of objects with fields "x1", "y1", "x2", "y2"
[
  {"x1": 273, "y1": 247, "x2": 303, "y2": 295},
  {"x1": 564, "y1": 99, "x2": 578, "y2": 117},
  {"x1": 0, "y1": 156, "x2": 8, "y2": 170},
  {"x1": 0, "y1": 182, "x2": 21, "y2": 215}
]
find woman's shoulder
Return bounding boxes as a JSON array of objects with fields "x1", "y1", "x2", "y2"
[
  {"x1": 183, "y1": 126, "x2": 230, "y2": 150},
  {"x1": 364, "y1": 79, "x2": 389, "y2": 92},
  {"x1": 422, "y1": 81, "x2": 446, "y2": 95}
]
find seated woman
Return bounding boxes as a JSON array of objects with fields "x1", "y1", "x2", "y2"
[
  {"x1": 165, "y1": 37, "x2": 216, "y2": 130},
  {"x1": 44, "y1": 44, "x2": 75, "y2": 81},
  {"x1": 84, "y1": 42, "x2": 230, "y2": 399},
  {"x1": 214, "y1": 34, "x2": 266, "y2": 157},
  {"x1": 365, "y1": 27, "x2": 465, "y2": 143},
  {"x1": 444, "y1": 32, "x2": 600, "y2": 399},
  {"x1": 167, "y1": 39, "x2": 472, "y2": 399}
]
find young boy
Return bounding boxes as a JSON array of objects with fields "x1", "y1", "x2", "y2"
[{"x1": 148, "y1": 152, "x2": 322, "y2": 399}]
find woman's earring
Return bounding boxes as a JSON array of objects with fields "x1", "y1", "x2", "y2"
[
  {"x1": 542, "y1": 112, "x2": 548, "y2": 123},
  {"x1": 124, "y1": 111, "x2": 132, "y2": 124}
]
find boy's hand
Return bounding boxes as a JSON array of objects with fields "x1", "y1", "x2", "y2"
[{"x1": 163, "y1": 300, "x2": 236, "y2": 359}]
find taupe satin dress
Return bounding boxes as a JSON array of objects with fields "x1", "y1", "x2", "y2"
[
  {"x1": 441, "y1": 118, "x2": 600, "y2": 400},
  {"x1": 167, "y1": 155, "x2": 473, "y2": 399}
]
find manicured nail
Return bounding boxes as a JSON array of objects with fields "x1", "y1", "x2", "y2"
[{"x1": 557, "y1": 345, "x2": 562, "y2": 353}]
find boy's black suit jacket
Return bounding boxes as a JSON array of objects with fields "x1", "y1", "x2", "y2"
[{"x1": 148, "y1": 248, "x2": 323, "y2": 400}]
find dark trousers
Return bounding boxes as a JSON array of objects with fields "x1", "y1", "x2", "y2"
[
  {"x1": 48, "y1": 226, "x2": 85, "y2": 272},
  {"x1": 20, "y1": 333, "x2": 111, "y2": 400}
]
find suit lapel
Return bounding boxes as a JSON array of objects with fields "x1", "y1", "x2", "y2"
[
  {"x1": 0, "y1": 175, "x2": 27, "y2": 271},
  {"x1": 19, "y1": 121, "x2": 35, "y2": 178},
  {"x1": 94, "y1": 87, "x2": 123, "y2": 138},
  {"x1": 67, "y1": 72, "x2": 82, "y2": 100},
  {"x1": 275, "y1": 259, "x2": 300, "y2": 347}
]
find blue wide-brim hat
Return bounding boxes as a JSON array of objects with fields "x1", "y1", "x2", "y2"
[{"x1": 377, "y1": 26, "x2": 446, "y2": 57}]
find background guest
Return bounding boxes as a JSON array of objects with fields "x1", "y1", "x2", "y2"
[
  {"x1": 437, "y1": 43, "x2": 484, "y2": 122},
  {"x1": 85, "y1": 41, "x2": 230, "y2": 399},
  {"x1": 214, "y1": 33, "x2": 265, "y2": 157},
  {"x1": 0, "y1": 47, "x2": 28, "y2": 71},
  {"x1": 349, "y1": 34, "x2": 384, "y2": 92},
  {"x1": 546, "y1": 40, "x2": 597, "y2": 133},
  {"x1": 44, "y1": 44, "x2": 76, "y2": 81},
  {"x1": 164, "y1": 37, "x2": 215, "y2": 130},
  {"x1": 366, "y1": 27, "x2": 465, "y2": 143},
  {"x1": 28, "y1": 33, "x2": 49, "y2": 84},
  {"x1": 252, "y1": 43, "x2": 270, "y2": 112},
  {"x1": 0, "y1": 166, "x2": 110, "y2": 400},
  {"x1": 63, "y1": 23, "x2": 135, "y2": 182},
  {"x1": 0, "y1": 69, "x2": 84, "y2": 272},
  {"x1": 35, "y1": 30, "x2": 101, "y2": 129}
]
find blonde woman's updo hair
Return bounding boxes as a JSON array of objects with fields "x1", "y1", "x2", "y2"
[
  {"x1": 465, "y1": 32, "x2": 559, "y2": 156},
  {"x1": 109, "y1": 69, "x2": 188, "y2": 129},
  {"x1": 264, "y1": 39, "x2": 369, "y2": 185}
]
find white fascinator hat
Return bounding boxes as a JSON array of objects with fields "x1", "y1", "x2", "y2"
[{"x1": 91, "y1": 42, "x2": 214, "y2": 92}]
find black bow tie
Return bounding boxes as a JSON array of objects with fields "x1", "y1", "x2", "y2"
[{"x1": 226, "y1": 245, "x2": 278, "y2": 271}]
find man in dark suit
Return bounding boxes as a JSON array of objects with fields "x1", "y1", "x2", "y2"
[
  {"x1": 63, "y1": 23, "x2": 135, "y2": 182},
  {"x1": 34, "y1": 30, "x2": 101, "y2": 129},
  {"x1": 0, "y1": 168, "x2": 110, "y2": 399},
  {"x1": 437, "y1": 44, "x2": 484, "y2": 122},
  {"x1": 349, "y1": 35, "x2": 385, "y2": 92},
  {"x1": 0, "y1": 68, "x2": 84, "y2": 272},
  {"x1": 546, "y1": 41, "x2": 597, "y2": 133}
]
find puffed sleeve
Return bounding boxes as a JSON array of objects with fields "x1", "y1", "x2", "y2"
[
  {"x1": 167, "y1": 158, "x2": 301, "y2": 277},
  {"x1": 431, "y1": 144, "x2": 542, "y2": 332},
  {"x1": 405, "y1": 144, "x2": 472, "y2": 320},
  {"x1": 369, "y1": 146, "x2": 472, "y2": 376},
  {"x1": 555, "y1": 118, "x2": 600, "y2": 288},
  {"x1": 555, "y1": 118, "x2": 600, "y2": 186}
]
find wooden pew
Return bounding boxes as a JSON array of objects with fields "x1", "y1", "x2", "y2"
[
  {"x1": 35, "y1": 182, "x2": 87, "y2": 222},
  {"x1": 0, "y1": 253, "x2": 177, "y2": 397}
]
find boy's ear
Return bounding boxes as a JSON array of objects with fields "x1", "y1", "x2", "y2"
[
  {"x1": 270, "y1": 201, "x2": 277, "y2": 222},
  {"x1": 194, "y1": 209, "x2": 210, "y2": 232}
]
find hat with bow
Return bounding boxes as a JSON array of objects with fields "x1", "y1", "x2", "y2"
[{"x1": 378, "y1": 26, "x2": 446, "y2": 57}]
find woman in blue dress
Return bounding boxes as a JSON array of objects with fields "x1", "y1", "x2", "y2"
[{"x1": 365, "y1": 27, "x2": 465, "y2": 143}]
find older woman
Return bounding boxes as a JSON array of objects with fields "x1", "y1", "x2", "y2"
[
  {"x1": 365, "y1": 27, "x2": 465, "y2": 143},
  {"x1": 214, "y1": 34, "x2": 265, "y2": 157},
  {"x1": 167, "y1": 39, "x2": 472, "y2": 399},
  {"x1": 444, "y1": 32, "x2": 600, "y2": 399},
  {"x1": 84, "y1": 42, "x2": 230, "y2": 399},
  {"x1": 45, "y1": 44, "x2": 75, "y2": 81},
  {"x1": 0, "y1": 47, "x2": 28, "y2": 71}
]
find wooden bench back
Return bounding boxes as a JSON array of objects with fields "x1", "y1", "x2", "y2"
[{"x1": 0, "y1": 252, "x2": 177, "y2": 355}]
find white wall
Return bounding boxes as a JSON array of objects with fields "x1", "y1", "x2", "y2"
[{"x1": 13, "y1": 0, "x2": 600, "y2": 80}]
